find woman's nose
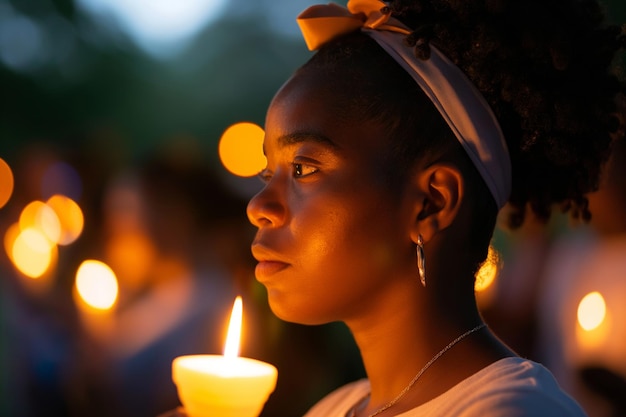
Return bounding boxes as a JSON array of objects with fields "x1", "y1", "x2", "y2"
[{"x1": 246, "y1": 179, "x2": 287, "y2": 228}]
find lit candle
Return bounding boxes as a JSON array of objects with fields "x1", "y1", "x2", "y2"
[{"x1": 172, "y1": 296, "x2": 278, "y2": 417}]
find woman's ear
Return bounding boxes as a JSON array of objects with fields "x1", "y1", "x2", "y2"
[{"x1": 409, "y1": 163, "x2": 464, "y2": 243}]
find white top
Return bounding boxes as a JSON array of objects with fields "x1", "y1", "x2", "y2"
[{"x1": 303, "y1": 357, "x2": 587, "y2": 417}]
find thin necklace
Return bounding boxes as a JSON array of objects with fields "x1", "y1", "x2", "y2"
[{"x1": 348, "y1": 323, "x2": 487, "y2": 417}]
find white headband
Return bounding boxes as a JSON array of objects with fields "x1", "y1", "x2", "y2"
[{"x1": 297, "y1": 0, "x2": 512, "y2": 208}]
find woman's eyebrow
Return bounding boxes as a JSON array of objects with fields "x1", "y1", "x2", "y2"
[{"x1": 277, "y1": 131, "x2": 340, "y2": 150}]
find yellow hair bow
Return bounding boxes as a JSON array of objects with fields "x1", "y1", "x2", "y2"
[{"x1": 297, "y1": 0, "x2": 410, "y2": 51}]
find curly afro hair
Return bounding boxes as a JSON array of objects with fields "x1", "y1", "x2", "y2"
[{"x1": 385, "y1": 0, "x2": 626, "y2": 228}]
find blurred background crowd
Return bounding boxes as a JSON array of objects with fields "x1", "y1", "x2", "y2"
[{"x1": 0, "y1": 0, "x2": 625, "y2": 416}]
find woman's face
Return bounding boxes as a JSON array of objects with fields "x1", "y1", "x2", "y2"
[{"x1": 247, "y1": 71, "x2": 417, "y2": 325}]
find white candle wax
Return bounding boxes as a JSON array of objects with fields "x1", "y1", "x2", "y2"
[{"x1": 172, "y1": 354, "x2": 278, "y2": 417}]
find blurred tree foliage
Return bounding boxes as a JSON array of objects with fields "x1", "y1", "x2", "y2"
[
  {"x1": 0, "y1": 0, "x2": 316, "y2": 165},
  {"x1": 1, "y1": 0, "x2": 621, "y2": 165},
  {"x1": 2, "y1": 0, "x2": 620, "y2": 244}
]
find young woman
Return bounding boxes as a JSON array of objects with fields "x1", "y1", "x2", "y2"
[{"x1": 246, "y1": 0, "x2": 625, "y2": 416}]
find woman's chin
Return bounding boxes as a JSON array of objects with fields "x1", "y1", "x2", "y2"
[{"x1": 266, "y1": 291, "x2": 330, "y2": 326}]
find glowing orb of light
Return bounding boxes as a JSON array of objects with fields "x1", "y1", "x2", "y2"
[
  {"x1": 0, "y1": 158, "x2": 14, "y2": 209},
  {"x1": 4, "y1": 222, "x2": 19, "y2": 261},
  {"x1": 11, "y1": 227, "x2": 54, "y2": 278},
  {"x1": 219, "y1": 122, "x2": 266, "y2": 177},
  {"x1": 475, "y1": 245, "x2": 501, "y2": 292},
  {"x1": 46, "y1": 195, "x2": 84, "y2": 245},
  {"x1": 75, "y1": 260, "x2": 119, "y2": 310},
  {"x1": 19, "y1": 200, "x2": 61, "y2": 244},
  {"x1": 577, "y1": 291, "x2": 606, "y2": 331}
]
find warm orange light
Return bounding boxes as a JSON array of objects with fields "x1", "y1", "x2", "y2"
[
  {"x1": 19, "y1": 201, "x2": 61, "y2": 244},
  {"x1": 46, "y1": 195, "x2": 84, "y2": 245},
  {"x1": 11, "y1": 227, "x2": 55, "y2": 278},
  {"x1": 577, "y1": 291, "x2": 606, "y2": 331},
  {"x1": 224, "y1": 296, "x2": 243, "y2": 359},
  {"x1": 105, "y1": 231, "x2": 156, "y2": 292},
  {"x1": 0, "y1": 158, "x2": 14, "y2": 209},
  {"x1": 75, "y1": 260, "x2": 119, "y2": 310},
  {"x1": 218, "y1": 122, "x2": 266, "y2": 177},
  {"x1": 475, "y1": 245, "x2": 501, "y2": 292},
  {"x1": 4, "y1": 222, "x2": 20, "y2": 260},
  {"x1": 171, "y1": 295, "x2": 278, "y2": 417}
]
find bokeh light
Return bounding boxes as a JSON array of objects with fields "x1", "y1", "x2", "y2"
[
  {"x1": 0, "y1": 157, "x2": 14, "y2": 209},
  {"x1": 75, "y1": 260, "x2": 119, "y2": 310},
  {"x1": 46, "y1": 194, "x2": 84, "y2": 245},
  {"x1": 105, "y1": 231, "x2": 156, "y2": 294},
  {"x1": 11, "y1": 227, "x2": 55, "y2": 278},
  {"x1": 4, "y1": 222, "x2": 19, "y2": 261},
  {"x1": 475, "y1": 245, "x2": 501, "y2": 292},
  {"x1": 19, "y1": 200, "x2": 61, "y2": 244},
  {"x1": 5, "y1": 197, "x2": 80, "y2": 280},
  {"x1": 219, "y1": 122, "x2": 266, "y2": 177},
  {"x1": 577, "y1": 291, "x2": 606, "y2": 331}
]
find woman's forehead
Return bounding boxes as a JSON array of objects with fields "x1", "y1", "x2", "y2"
[
  {"x1": 265, "y1": 73, "x2": 390, "y2": 156},
  {"x1": 276, "y1": 69, "x2": 349, "y2": 106},
  {"x1": 268, "y1": 72, "x2": 354, "y2": 130}
]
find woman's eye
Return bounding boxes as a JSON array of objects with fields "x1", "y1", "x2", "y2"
[
  {"x1": 293, "y1": 163, "x2": 318, "y2": 178},
  {"x1": 257, "y1": 168, "x2": 272, "y2": 183}
]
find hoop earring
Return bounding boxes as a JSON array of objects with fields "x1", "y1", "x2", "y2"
[{"x1": 417, "y1": 234, "x2": 426, "y2": 287}]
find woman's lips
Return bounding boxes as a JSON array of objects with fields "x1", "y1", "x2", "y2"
[
  {"x1": 251, "y1": 243, "x2": 290, "y2": 279},
  {"x1": 255, "y1": 260, "x2": 289, "y2": 278}
]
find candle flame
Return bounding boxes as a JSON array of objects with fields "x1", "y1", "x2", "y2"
[{"x1": 224, "y1": 296, "x2": 242, "y2": 359}]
